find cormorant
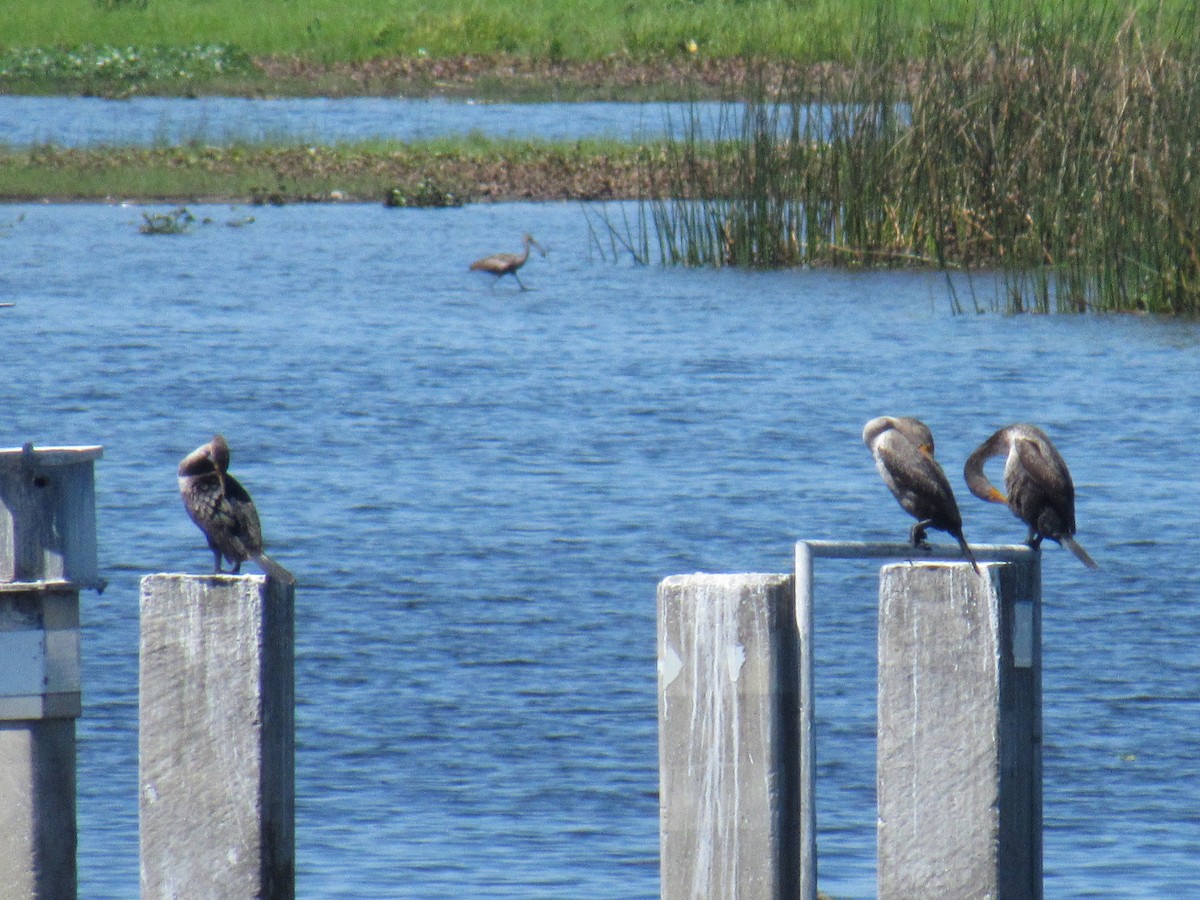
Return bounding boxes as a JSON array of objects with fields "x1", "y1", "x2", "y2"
[
  {"x1": 963, "y1": 423, "x2": 1098, "y2": 569},
  {"x1": 178, "y1": 434, "x2": 295, "y2": 584},
  {"x1": 863, "y1": 416, "x2": 979, "y2": 572}
]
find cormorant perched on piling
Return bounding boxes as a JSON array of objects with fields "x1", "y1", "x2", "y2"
[
  {"x1": 964, "y1": 423, "x2": 1098, "y2": 569},
  {"x1": 178, "y1": 434, "x2": 295, "y2": 584},
  {"x1": 863, "y1": 416, "x2": 979, "y2": 572},
  {"x1": 469, "y1": 233, "x2": 545, "y2": 290}
]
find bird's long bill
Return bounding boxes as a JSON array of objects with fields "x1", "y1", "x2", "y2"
[{"x1": 963, "y1": 461, "x2": 1008, "y2": 505}]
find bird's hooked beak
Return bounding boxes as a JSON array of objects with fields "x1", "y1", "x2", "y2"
[{"x1": 917, "y1": 442, "x2": 935, "y2": 460}]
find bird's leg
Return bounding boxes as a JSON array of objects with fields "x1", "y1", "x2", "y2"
[
  {"x1": 514, "y1": 272, "x2": 528, "y2": 291},
  {"x1": 211, "y1": 546, "x2": 225, "y2": 574},
  {"x1": 231, "y1": 559, "x2": 243, "y2": 574},
  {"x1": 1025, "y1": 528, "x2": 1044, "y2": 550},
  {"x1": 909, "y1": 521, "x2": 932, "y2": 549}
]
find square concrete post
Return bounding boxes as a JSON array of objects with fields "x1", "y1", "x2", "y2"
[
  {"x1": 657, "y1": 573, "x2": 800, "y2": 900},
  {"x1": 877, "y1": 559, "x2": 1042, "y2": 900},
  {"x1": 0, "y1": 444, "x2": 102, "y2": 900},
  {"x1": 0, "y1": 586, "x2": 82, "y2": 899},
  {"x1": 139, "y1": 574, "x2": 295, "y2": 900}
]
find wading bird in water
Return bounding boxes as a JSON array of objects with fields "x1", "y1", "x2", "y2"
[
  {"x1": 964, "y1": 423, "x2": 1098, "y2": 569},
  {"x1": 469, "y1": 233, "x2": 545, "y2": 290},
  {"x1": 178, "y1": 434, "x2": 295, "y2": 584},
  {"x1": 863, "y1": 416, "x2": 979, "y2": 572}
]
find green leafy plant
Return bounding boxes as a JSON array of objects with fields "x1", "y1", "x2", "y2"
[{"x1": 139, "y1": 206, "x2": 196, "y2": 235}]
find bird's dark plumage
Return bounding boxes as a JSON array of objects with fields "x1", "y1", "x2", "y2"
[
  {"x1": 178, "y1": 435, "x2": 295, "y2": 584},
  {"x1": 964, "y1": 423, "x2": 1097, "y2": 568},
  {"x1": 864, "y1": 416, "x2": 979, "y2": 572}
]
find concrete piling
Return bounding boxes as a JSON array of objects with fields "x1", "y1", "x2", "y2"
[
  {"x1": 877, "y1": 558, "x2": 1042, "y2": 900},
  {"x1": 139, "y1": 574, "x2": 295, "y2": 900},
  {"x1": 0, "y1": 445, "x2": 102, "y2": 900},
  {"x1": 659, "y1": 544, "x2": 1041, "y2": 900},
  {"x1": 657, "y1": 573, "x2": 800, "y2": 900}
]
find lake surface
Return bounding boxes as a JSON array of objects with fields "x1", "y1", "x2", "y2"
[
  {"x1": 1, "y1": 199, "x2": 1197, "y2": 898},
  {"x1": 0, "y1": 96, "x2": 736, "y2": 147}
]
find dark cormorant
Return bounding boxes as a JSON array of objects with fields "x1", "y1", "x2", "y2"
[
  {"x1": 863, "y1": 416, "x2": 979, "y2": 572},
  {"x1": 963, "y1": 423, "x2": 1098, "y2": 569},
  {"x1": 178, "y1": 434, "x2": 295, "y2": 584}
]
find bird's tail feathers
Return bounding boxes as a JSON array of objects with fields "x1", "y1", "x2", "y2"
[
  {"x1": 1062, "y1": 536, "x2": 1099, "y2": 570},
  {"x1": 254, "y1": 553, "x2": 296, "y2": 586},
  {"x1": 956, "y1": 533, "x2": 981, "y2": 574}
]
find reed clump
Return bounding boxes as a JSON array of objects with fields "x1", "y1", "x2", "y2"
[{"x1": 619, "y1": 2, "x2": 1200, "y2": 314}]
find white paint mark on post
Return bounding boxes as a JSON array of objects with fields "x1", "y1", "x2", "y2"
[
  {"x1": 659, "y1": 644, "x2": 683, "y2": 689},
  {"x1": 726, "y1": 643, "x2": 747, "y2": 682}
]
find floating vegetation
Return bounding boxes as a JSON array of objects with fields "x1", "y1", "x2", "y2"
[
  {"x1": 139, "y1": 206, "x2": 196, "y2": 235},
  {"x1": 597, "y1": 1, "x2": 1200, "y2": 314},
  {"x1": 0, "y1": 44, "x2": 253, "y2": 88},
  {"x1": 383, "y1": 179, "x2": 468, "y2": 208},
  {"x1": 137, "y1": 206, "x2": 254, "y2": 233}
]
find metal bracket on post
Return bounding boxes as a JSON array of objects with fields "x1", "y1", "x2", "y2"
[{"x1": 795, "y1": 540, "x2": 1040, "y2": 900}]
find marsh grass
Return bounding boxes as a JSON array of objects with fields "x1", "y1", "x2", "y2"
[{"x1": 607, "y1": 1, "x2": 1200, "y2": 314}]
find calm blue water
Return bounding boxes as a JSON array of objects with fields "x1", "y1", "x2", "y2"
[
  {"x1": 1, "y1": 200, "x2": 1197, "y2": 898},
  {"x1": 0, "y1": 95, "x2": 864, "y2": 148},
  {"x1": 0, "y1": 96, "x2": 730, "y2": 147}
]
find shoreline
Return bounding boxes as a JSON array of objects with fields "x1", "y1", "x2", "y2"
[{"x1": 0, "y1": 142, "x2": 663, "y2": 205}]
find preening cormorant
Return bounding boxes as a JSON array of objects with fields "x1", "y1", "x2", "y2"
[
  {"x1": 863, "y1": 416, "x2": 979, "y2": 572},
  {"x1": 178, "y1": 434, "x2": 295, "y2": 584},
  {"x1": 963, "y1": 423, "x2": 1098, "y2": 569}
]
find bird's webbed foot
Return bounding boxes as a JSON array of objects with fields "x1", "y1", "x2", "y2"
[
  {"x1": 1025, "y1": 530, "x2": 1044, "y2": 550},
  {"x1": 909, "y1": 522, "x2": 933, "y2": 550}
]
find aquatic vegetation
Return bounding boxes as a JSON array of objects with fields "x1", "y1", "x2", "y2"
[
  {"x1": 0, "y1": 44, "x2": 253, "y2": 89},
  {"x1": 383, "y1": 179, "x2": 467, "y2": 208},
  {"x1": 606, "y1": 1, "x2": 1200, "y2": 314},
  {"x1": 139, "y1": 206, "x2": 196, "y2": 234}
]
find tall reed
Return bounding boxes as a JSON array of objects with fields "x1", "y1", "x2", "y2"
[{"x1": 610, "y1": 0, "x2": 1200, "y2": 314}]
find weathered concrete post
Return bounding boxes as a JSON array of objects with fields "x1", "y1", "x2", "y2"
[
  {"x1": 139, "y1": 574, "x2": 295, "y2": 900},
  {"x1": 657, "y1": 573, "x2": 800, "y2": 900},
  {"x1": 877, "y1": 558, "x2": 1042, "y2": 900},
  {"x1": 0, "y1": 443, "x2": 104, "y2": 900}
]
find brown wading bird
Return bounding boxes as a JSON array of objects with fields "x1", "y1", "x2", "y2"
[
  {"x1": 863, "y1": 416, "x2": 979, "y2": 572},
  {"x1": 469, "y1": 233, "x2": 545, "y2": 290},
  {"x1": 178, "y1": 434, "x2": 295, "y2": 584},
  {"x1": 964, "y1": 423, "x2": 1098, "y2": 568}
]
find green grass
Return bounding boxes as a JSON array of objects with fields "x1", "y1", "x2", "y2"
[{"x1": 0, "y1": 0, "x2": 1192, "y2": 68}]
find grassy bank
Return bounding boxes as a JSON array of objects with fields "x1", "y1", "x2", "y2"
[
  {"x1": 0, "y1": 139, "x2": 661, "y2": 205},
  {"x1": 0, "y1": 0, "x2": 1126, "y2": 64},
  {"x1": 0, "y1": 0, "x2": 1193, "y2": 97}
]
